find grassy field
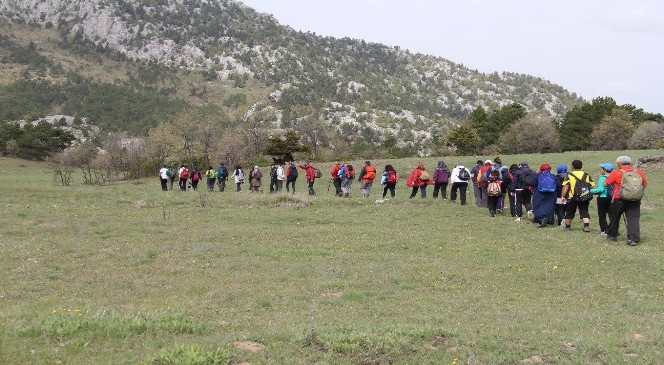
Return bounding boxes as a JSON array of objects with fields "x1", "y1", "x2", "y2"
[{"x1": 1, "y1": 150, "x2": 663, "y2": 365}]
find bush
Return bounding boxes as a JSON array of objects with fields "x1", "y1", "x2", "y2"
[
  {"x1": 628, "y1": 121, "x2": 664, "y2": 149},
  {"x1": 590, "y1": 109, "x2": 635, "y2": 150},
  {"x1": 499, "y1": 114, "x2": 560, "y2": 154}
]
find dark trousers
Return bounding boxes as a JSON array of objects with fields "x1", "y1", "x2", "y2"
[
  {"x1": 383, "y1": 183, "x2": 396, "y2": 198},
  {"x1": 191, "y1": 180, "x2": 199, "y2": 191},
  {"x1": 307, "y1": 181, "x2": 315, "y2": 195},
  {"x1": 270, "y1": 178, "x2": 277, "y2": 193},
  {"x1": 333, "y1": 178, "x2": 342, "y2": 196},
  {"x1": 217, "y1": 178, "x2": 226, "y2": 192},
  {"x1": 515, "y1": 190, "x2": 532, "y2": 217},
  {"x1": 236, "y1": 183, "x2": 242, "y2": 192},
  {"x1": 451, "y1": 182, "x2": 468, "y2": 205},
  {"x1": 433, "y1": 183, "x2": 448, "y2": 199},
  {"x1": 488, "y1": 195, "x2": 500, "y2": 216},
  {"x1": 555, "y1": 204, "x2": 566, "y2": 226},
  {"x1": 179, "y1": 178, "x2": 187, "y2": 192},
  {"x1": 410, "y1": 186, "x2": 427, "y2": 199},
  {"x1": 160, "y1": 178, "x2": 168, "y2": 191},
  {"x1": 286, "y1": 180, "x2": 296, "y2": 193},
  {"x1": 508, "y1": 191, "x2": 517, "y2": 217},
  {"x1": 597, "y1": 197, "x2": 612, "y2": 233},
  {"x1": 607, "y1": 200, "x2": 641, "y2": 242},
  {"x1": 207, "y1": 178, "x2": 216, "y2": 192},
  {"x1": 276, "y1": 180, "x2": 283, "y2": 192},
  {"x1": 473, "y1": 184, "x2": 483, "y2": 207}
]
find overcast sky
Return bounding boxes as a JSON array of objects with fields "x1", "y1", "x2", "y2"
[{"x1": 241, "y1": 0, "x2": 664, "y2": 113}]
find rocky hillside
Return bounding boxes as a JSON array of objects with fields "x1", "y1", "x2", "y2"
[{"x1": 0, "y1": 0, "x2": 582, "y2": 153}]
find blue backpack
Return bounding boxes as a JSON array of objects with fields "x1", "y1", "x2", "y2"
[{"x1": 538, "y1": 172, "x2": 556, "y2": 193}]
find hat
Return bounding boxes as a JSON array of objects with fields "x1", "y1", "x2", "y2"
[
  {"x1": 616, "y1": 156, "x2": 632, "y2": 165},
  {"x1": 539, "y1": 163, "x2": 552, "y2": 172},
  {"x1": 484, "y1": 160, "x2": 493, "y2": 165},
  {"x1": 556, "y1": 164, "x2": 568, "y2": 174},
  {"x1": 600, "y1": 163, "x2": 615, "y2": 172}
]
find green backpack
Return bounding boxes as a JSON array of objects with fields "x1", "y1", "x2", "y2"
[{"x1": 620, "y1": 171, "x2": 644, "y2": 201}]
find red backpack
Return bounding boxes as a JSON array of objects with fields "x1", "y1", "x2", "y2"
[
  {"x1": 387, "y1": 171, "x2": 398, "y2": 184},
  {"x1": 180, "y1": 168, "x2": 190, "y2": 179},
  {"x1": 192, "y1": 171, "x2": 200, "y2": 182}
]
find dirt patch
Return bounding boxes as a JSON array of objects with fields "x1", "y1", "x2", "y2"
[
  {"x1": 630, "y1": 333, "x2": 646, "y2": 342},
  {"x1": 233, "y1": 341, "x2": 265, "y2": 353},
  {"x1": 133, "y1": 200, "x2": 147, "y2": 209},
  {"x1": 561, "y1": 342, "x2": 577, "y2": 353},
  {"x1": 320, "y1": 291, "x2": 344, "y2": 299},
  {"x1": 521, "y1": 355, "x2": 546, "y2": 364}
]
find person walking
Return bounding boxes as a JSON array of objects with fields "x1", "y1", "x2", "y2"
[
  {"x1": 178, "y1": 165, "x2": 190, "y2": 192},
  {"x1": 512, "y1": 162, "x2": 535, "y2": 222},
  {"x1": 217, "y1": 163, "x2": 228, "y2": 192},
  {"x1": 276, "y1": 163, "x2": 286, "y2": 192},
  {"x1": 505, "y1": 164, "x2": 519, "y2": 218},
  {"x1": 590, "y1": 163, "x2": 615, "y2": 235},
  {"x1": 159, "y1": 165, "x2": 170, "y2": 191},
  {"x1": 298, "y1": 161, "x2": 318, "y2": 196},
  {"x1": 476, "y1": 160, "x2": 494, "y2": 207},
  {"x1": 486, "y1": 169, "x2": 503, "y2": 217},
  {"x1": 554, "y1": 164, "x2": 569, "y2": 226},
  {"x1": 450, "y1": 163, "x2": 471, "y2": 205},
  {"x1": 269, "y1": 163, "x2": 279, "y2": 193},
  {"x1": 470, "y1": 160, "x2": 484, "y2": 207},
  {"x1": 234, "y1": 165, "x2": 245, "y2": 192},
  {"x1": 605, "y1": 156, "x2": 648, "y2": 246},
  {"x1": 494, "y1": 157, "x2": 509, "y2": 213},
  {"x1": 250, "y1": 166, "x2": 263, "y2": 193},
  {"x1": 339, "y1": 163, "x2": 355, "y2": 198},
  {"x1": 190, "y1": 168, "x2": 202, "y2": 191},
  {"x1": 330, "y1": 162, "x2": 342, "y2": 197},
  {"x1": 432, "y1": 161, "x2": 450, "y2": 200},
  {"x1": 205, "y1": 166, "x2": 217, "y2": 192},
  {"x1": 167, "y1": 167, "x2": 175, "y2": 191},
  {"x1": 561, "y1": 160, "x2": 595, "y2": 232},
  {"x1": 286, "y1": 161, "x2": 298, "y2": 194},
  {"x1": 381, "y1": 164, "x2": 398, "y2": 199},
  {"x1": 359, "y1": 161, "x2": 377, "y2": 198},
  {"x1": 532, "y1": 163, "x2": 557, "y2": 227},
  {"x1": 407, "y1": 163, "x2": 430, "y2": 199}
]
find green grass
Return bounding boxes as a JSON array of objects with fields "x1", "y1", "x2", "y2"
[{"x1": 0, "y1": 150, "x2": 663, "y2": 364}]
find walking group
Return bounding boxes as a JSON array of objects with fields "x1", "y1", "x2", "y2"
[{"x1": 159, "y1": 155, "x2": 648, "y2": 246}]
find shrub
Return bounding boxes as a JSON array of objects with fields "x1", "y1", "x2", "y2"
[
  {"x1": 590, "y1": 109, "x2": 635, "y2": 150},
  {"x1": 628, "y1": 121, "x2": 664, "y2": 149},
  {"x1": 499, "y1": 114, "x2": 560, "y2": 154}
]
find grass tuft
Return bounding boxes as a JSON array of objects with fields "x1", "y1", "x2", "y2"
[{"x1": 149, "y1": 345, "x2": 231, "y2": 365}]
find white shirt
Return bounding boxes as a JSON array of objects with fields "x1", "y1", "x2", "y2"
[
  {"x1": 276, "y1": 166, "x2": 285, "y2": 181},
  {"x1": 451, "y1": 166, "x2": 471, "y2": 184},
  {"x1": 159, "y1": 168, "x2": 169, "y2": 179},
  {"x1": 234, "y1": 169, "x2": 245, "y2": 184}
]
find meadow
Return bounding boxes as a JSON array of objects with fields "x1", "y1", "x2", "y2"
[{"x1": 0, "y1": 150, "x2": 662, "y2": 365}]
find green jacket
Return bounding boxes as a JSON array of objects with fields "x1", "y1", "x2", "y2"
[{"x1": 590, "y1": 174, "x2": 610, "y2": 198}]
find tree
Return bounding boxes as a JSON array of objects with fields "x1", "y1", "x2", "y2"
[
  {"x1": 486, "y1": 103, "x2": 527, "y2": 142},
  {"x1": 264, "y1": 130, "x2": 310, "y2": 161},
  {"x1": 559, "y1": 97, "x2": 617, "y2": 151},
  {"x1": 499, "y1": 114, "x2": 560, "y2": 154},
  {"x1": 469, "y1": 106, "x2": 490, "y2": 144},
  {"x1": 446, "y1": 125, "x2": 480, "y2": 155},
  {"x1": 590, "y1": 109, "x2": 634, "y2": 151},
  {"x1": 628, "y1": 121, "x2": 664, "y2": 149}
]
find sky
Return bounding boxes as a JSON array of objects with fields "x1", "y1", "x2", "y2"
[{"x1": 241, "y1": 0, "x2": 664, "y2": 113}]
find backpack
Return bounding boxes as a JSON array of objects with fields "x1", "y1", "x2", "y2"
[
  {"x1": 192, "y1": 171, "x2": 200, "y2": 182},
  {"x1": 458, "y1": 168, "x2": 470, "y2": 182},
  {"x1": 387, "y1": 170, "x2": 398, "y2": 184},
  {"x1": 419, "y1": 170, "x2": 430, "y2": 181},
  {"x1": 314, "y1": 168, "x2": 322, "y2": 179},
  {"x1": 620, "y1": 170, "x2": 644, "y2": 201},
  {"x1": 364, "y1": 166, "x2": 376, "y2": 181},
  {"x1": 570, "y1": 172, "x2": 593, "y2": 202},
  {"x1": 166, "y1": 169, "x2": 174, "y2": 178},
  {"x1": 434, "y1": 168, "x2": 449, "y2": 184},
  {"x1": 217, "y1": 167, "x2": 227, "y2": 178},
  {"x1": 270, "y1": 166, "x2": 278, "y2": 178},
  {"x1": 180, "y1": 169, "x2": 190, "y2": 179},
  {"x1": 524, "y1": 170, "x2": 537, "y2": 188},
  {"x1": 346, "y1": 165, "x2": 355, "y2": 179},
  {"x1": 537, "y1": 172, "x2": 556, "y2": 193},
  {"x1": 487, "y1": 180, "x2": 502, "y2": 197},
  {"x1": 289, "y1": 165, "x2": 298, "y2": 179}
]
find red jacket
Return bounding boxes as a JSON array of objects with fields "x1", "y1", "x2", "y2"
[
  {"x1": 330, "y1": 164, "x2": 340, "y2": 180},
  {"x1": 362, "y1": 165, "x2": 377, "y2": 183},
  {"x1": 299, "y1": 164, "x2": 316, "y2": 183},
  {"x1": 406, "y1": 168, "x2": 431, "y2": 187},
  {"x1": 605, "y1": 166, "x2": 648, "y2": 202}
]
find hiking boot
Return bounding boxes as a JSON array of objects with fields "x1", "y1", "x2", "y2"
[
  {"x1": 599, "y1": 232, "x2": 607, "y2": 237},
  {"x1": 514, "y1": 217, "x2": 522, "y2": 222},
  {"x1": 583, "y1": 226, "x2": 591, "y2": 233},
  {"x1": 606, "y1": 236, "x2": 618, "y2": 242},
  {"x1": 627, "y1": 240, "x2": 638, "y2": 247}
]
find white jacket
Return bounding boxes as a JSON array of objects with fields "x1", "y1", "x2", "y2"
[
  {"x1": 234, "y1": 169, "x2": 245, "y2": 184},
  {"x1": 276, "y1": 166, "x2": 285, "y2": 181},
  {"x1": 451, "y1": 166, "x2": 471, "y2": 184}
]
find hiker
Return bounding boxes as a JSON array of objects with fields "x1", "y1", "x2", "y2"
[
  {"x1": 168, "y1": 167, "x2": 175, "y2": 191},
  {"x1": 494, "y1": 157, "x2": 509, "y2": 213},
  {"x1": 276, "y1": 163, "x2": 286, "y2": 192},
  {"x1": 286, "y1": 161, "x2": 298, "y2": 193},
  {"x1": 234, "y1": 165, "x2": 245, "y2": 192},
  {"x1": 554, "y1": 164, "x2": 569, "y2": 226},
  {"x1": 340, "y1": 163, "x2": 355, "y2": 197},
  {"x1": 605, "y1": 156, "x2": 648, "y2": 246},
  {"x1": 505, "y1": 164, "x2": 519, "y2": 218},
  {"x1": 432, "y1": 161, "x2": 450, "y2": 200},
  {"x1": 381, "y1": 164, "x2": 399, "y2": 199},
  {"x1": 590, "y1": 163, "x2": 615, "y2": 235},
  {"x1": 359, "y1": 161, "x2": 377, "y2": 198},
  {"x1": 269, "y1": 163, "x2": 279, "y2": 193},
  {"x1": 450, "y1": 163, "x2": 471, "y2": 205},
  {"x1": 217, "y1": 163, "x2": 228, "y2": 192},
  {"x1": 190, "y1": 168, "x2": 202, "y2": 191},
  {"x1": 513, "y1": 162, "x2": 535, "y2": 222},
  {"x1": 476, "y1": 160, "x2": 494, "y2": 208},
  {"x1": 561, "y1": 160, "x2": 595, "y2": 232},
  {"x1": 330, "y1": 162, "x2": 342, "y2": 197},
  {"x1": 532, "y1": 163, "x2": 557, "y2": 227},
  {"x1": 178, "y1": 165, "x2": 190, "y2": 192},
  {"x1": 250, "y1": 166, "x2": 263, "y2": 193},
  {"x1": 407, "y1": 163, "x2": 430, "y2": 199},
  {"x1": 298, "y1": 161, "x2": 318, "y2": 195},
  {"x1": 486, "y1": 169, "x2": 503, "y2": 217},
  {"x1": 205, "y1": 166, "x2": 217, "y2": 192},
  {"x1": 470, "y1": 160, "x2": 484, "y2": 207},
  {"x1": 159, "y1": 165, "x2": 170, "y2": 191}
]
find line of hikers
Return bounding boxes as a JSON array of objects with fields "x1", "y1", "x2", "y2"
[{"x1": 159, "y1": 155, "x2": 648, "y2": 246}]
